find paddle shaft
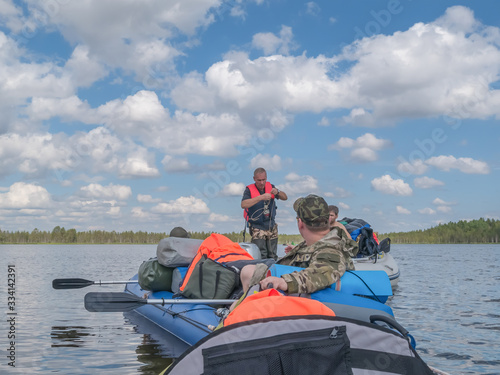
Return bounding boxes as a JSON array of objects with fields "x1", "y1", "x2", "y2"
[
  {"x1": 144, "y1": 298, "x2": 235, "y2": 305},
  {"x1": 93, "y1": 280, "x2": 139, "y2": 285},
  {"x1": 85, "y1": 291, "x2": 236, "y2": 312},
  {"x1": 52, "y1": 278, "x2": 138, "y2": 289}
]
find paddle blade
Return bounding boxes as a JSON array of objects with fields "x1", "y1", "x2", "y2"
[
  {"x1": 84, "y1": 292, "x2": 145, "y2": 312},
  {"x1": 53, "y1": 278, "x2": 94, "y2": 289}
]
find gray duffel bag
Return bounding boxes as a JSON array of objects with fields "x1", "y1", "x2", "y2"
[{"x1": 157, "y1": 237, "x2": 203, "y2": 267}]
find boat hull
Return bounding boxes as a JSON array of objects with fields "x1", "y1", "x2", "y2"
[
  {"x1": 125, "y1": 276, "x2": 220, "y2": 346},
  {"x1": 125, "y1": 267, "x2": 395, "y2": 347},
  {"x1": 354, "y1": 252, "x2": 400, "y2": 288}
]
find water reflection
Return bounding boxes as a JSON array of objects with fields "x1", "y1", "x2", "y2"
[
  {"x1": 135, "y1": 334, "x2": 175, "y2": 374},
  {"x1": 51, "y1": 326, "x2": 94, "y2": 347},
  {"x1": 125, "y1": 311, "x2": 190, "y2": 375}
]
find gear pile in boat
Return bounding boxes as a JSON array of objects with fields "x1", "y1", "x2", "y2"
[{"x1": 340, "y1": 217, "x2": 391, "y2": 257}]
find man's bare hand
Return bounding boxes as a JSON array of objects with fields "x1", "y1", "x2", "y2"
[{"x1": 260, "y1": 276, "x2": 288, "y2": 291}]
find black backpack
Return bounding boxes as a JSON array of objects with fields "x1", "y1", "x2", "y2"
[{"x1": 357, "y1": 227, "x2": 379, "y2": 257}]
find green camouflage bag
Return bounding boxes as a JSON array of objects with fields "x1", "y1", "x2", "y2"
[
  {"x1": 138, "y1": 258, "x2": 174, "y2": 292},
  {"x1": 181, "y1": 255, "x2": 239, "y2": 299}
]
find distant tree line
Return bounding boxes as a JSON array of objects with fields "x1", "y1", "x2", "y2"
[
  {"x1": 1, "y1": 218, "x2": 498, "y2": 245},
  {"x1": 380, "y1": 218, "x2": 500, "y2": 244},
  {"x1": 0, "y1": 226, "x2": 304, "y2": 245},
  {"x1": 0, "y1": 226, "x2": 167, "y2": 244}
]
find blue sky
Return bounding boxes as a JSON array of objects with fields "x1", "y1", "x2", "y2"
[{"x1": 0, "y1": 0, "x2": 499, "y2": 235}]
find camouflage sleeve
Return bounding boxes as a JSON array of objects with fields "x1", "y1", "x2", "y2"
[{"x1": 281, "y1": 247, "x2": 347, "y2": 294}]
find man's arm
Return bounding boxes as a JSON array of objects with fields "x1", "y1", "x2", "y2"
[
  {"x1": 281, "y1": 244, "x2": 348, "y2": 294},
  {"x1": 270, "y1": 187, "x2": 288, "y2": 201},
  {"x1": 241, "y1": 193, "x2": 273, "y2": 209},
  {"x1": 332, "y1": 222, "x2": 350, "y2": 239}
]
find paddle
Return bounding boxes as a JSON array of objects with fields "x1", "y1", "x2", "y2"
[
  {"x1": 52, "y1": 278, "x2": 139, "y2": 289},
  {"x1": 84, "y1": 292, "x2": 236, "y2": 312}
]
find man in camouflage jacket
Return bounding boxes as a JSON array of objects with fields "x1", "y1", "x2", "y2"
[{"x1": 239, "y1": 194, "x2": 358, "y2": 295}]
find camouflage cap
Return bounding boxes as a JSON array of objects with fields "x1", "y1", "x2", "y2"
[
  {"x1": 169, "y1": 227, "x2": 190, "y2": 238},
  {"x1": 293, "y1": 194, "x2": 330, "y2": 227}
]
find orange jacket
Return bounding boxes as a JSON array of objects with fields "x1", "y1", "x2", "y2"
[
  {"x1": 243, "y1": 182, "x2": 274, "y2": 221},
  {"x1": 224, "y1": 289, "x2": 335, "y2": 326},
  {"x1": 179, "y1": 233, "x2": 253, "y2": 293}
]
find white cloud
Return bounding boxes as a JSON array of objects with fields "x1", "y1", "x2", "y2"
[
  {"x1": 152, "y1": 196, "x2": 210, "y2": 214},
  {"x1": 28, "y1": 96, "x2": 92, "y2": 122},
  {"x1": 107, "y1": 206, "x2": 121, "y2": 216},
  {"x1": 4, "y1": 5, "x2": 500, "y2": 157},
  {"x1": 318, "y1": 116, "x2": 330, "y2": 126},
  {"x1": 435, "y1": 5, "x2": 477, "y2": 33},
  {"x1": 396, "y1": 205, "x2": 411, "y2": 215},
  {"x1": 338, "y1": 202, "x2": 350, "y2": 211},
  {"x1": 305, "y1": 2, "x2": 320, "y2": 16},
  {"x1": 79, "y1": 183, "x2": 132, "y2": 200},
  {"x1": 171, "y1": 53, "x2": 345, "y2": 116},
  {"x1": 371, "y1": 175, "x2": 413, "y2": 196},
  {"x1": 432, "y1": 197, "x2": 456, "y2": 206},
  {"x1": 0, "y1": 0, "x2": 23, "y2": 32},
  {"x1": 131, "y1": 207, "x2": 155, "y2": 219},
  {"x1": 208, "y1": 213, "x2": 232, "y2": 222},
  {"x1": 250, "y1": 154, "x2": 282, "y2": 171},
  {"x1": 278, "y1": 172, "x2": 319, "y2": 196},
  {"x1": 425, "y1": 155, "x2": 490, "y2": 174},
  {"x1": 119, "y1": 148, "x2": 160, "y2": 178},
  {"x1": 0, "y1": 128, "x2": 160, "y2": 180},
  {"x1": 162, "y1": 155, "x2": 192, "y2": 173},
  {"x1": 221, "y1": 182, "x2": 245, "y2": 196},
  {"x1": 0, "y1": 182, "x2": 51, "y2": 209},
  {"x1": 252, "y1": 25, "x2": 296, "y2": 55},
  {"x1": 330, "y1": 133, "x2": 391, "y2": 162},
  {"x1": 396, "y1": 159, "x2": 428, "y2": 176},
  {"x1": 338, "y1": 6, "x2": 500, "y2": 125},
  {"x1": 65, "y1": 45, "x2": 108, "y2": 88},
  {"x1": 137, "y1": 194, "x2": 162, "y2": 203},
  {"x1": 418, "y1": 208, "x2": 436, "y2": 215},
  {"x1": 414, "y1": 176, "x2": 445, "y2": 189},
  {"x1": 17, "y1": 0, "x2": 219, "y2": 83}
]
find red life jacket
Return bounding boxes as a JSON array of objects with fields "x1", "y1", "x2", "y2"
[
  {"x1": 179, "y1": 233, "x2": 254, "y2": 293},
  {"x1": 224, "y1": 289, "x2": 335, "y2": 326},
  {"x1": 243, "y1": 182, "x2": 274, "y2": 221}
]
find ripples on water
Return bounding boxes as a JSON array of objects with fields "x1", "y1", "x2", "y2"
[
  {"x1": 1, "y1": 244, "x2": 499, "y2": 374},
  {"x1": 387, "y1": 244, "x2": 500, "y2": 375}
]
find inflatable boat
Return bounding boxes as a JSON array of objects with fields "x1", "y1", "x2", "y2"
[
  {"x1": 81, "y1": 235, "x2": 397, "y2": 348},
  {"x1": 106, "y1": 264, "x2": 395, "y2": 347}
]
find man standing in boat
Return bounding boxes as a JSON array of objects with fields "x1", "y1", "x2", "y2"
[{"x1": 242, "y1": 167, "x2": 288, "y2": 260}]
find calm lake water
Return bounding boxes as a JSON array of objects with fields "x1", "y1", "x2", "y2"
[{"x1": 0, "y1": 244, "x2": 499, "y2": 374}]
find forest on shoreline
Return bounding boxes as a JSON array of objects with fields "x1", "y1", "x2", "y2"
[
  {"x1": 380, "y1": 218, "x2": 499, "y2": 244},
  {"x1": 1, "y1": 218, "x2": 499, "y2": 245}
]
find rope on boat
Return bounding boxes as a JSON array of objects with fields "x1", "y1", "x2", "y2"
[
  {"x1": 152, "y1": 303, "x2": 215, "y2": 334},
  {"x1": 345, "y1": 270, "x2": 382, "y2": 303}
]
